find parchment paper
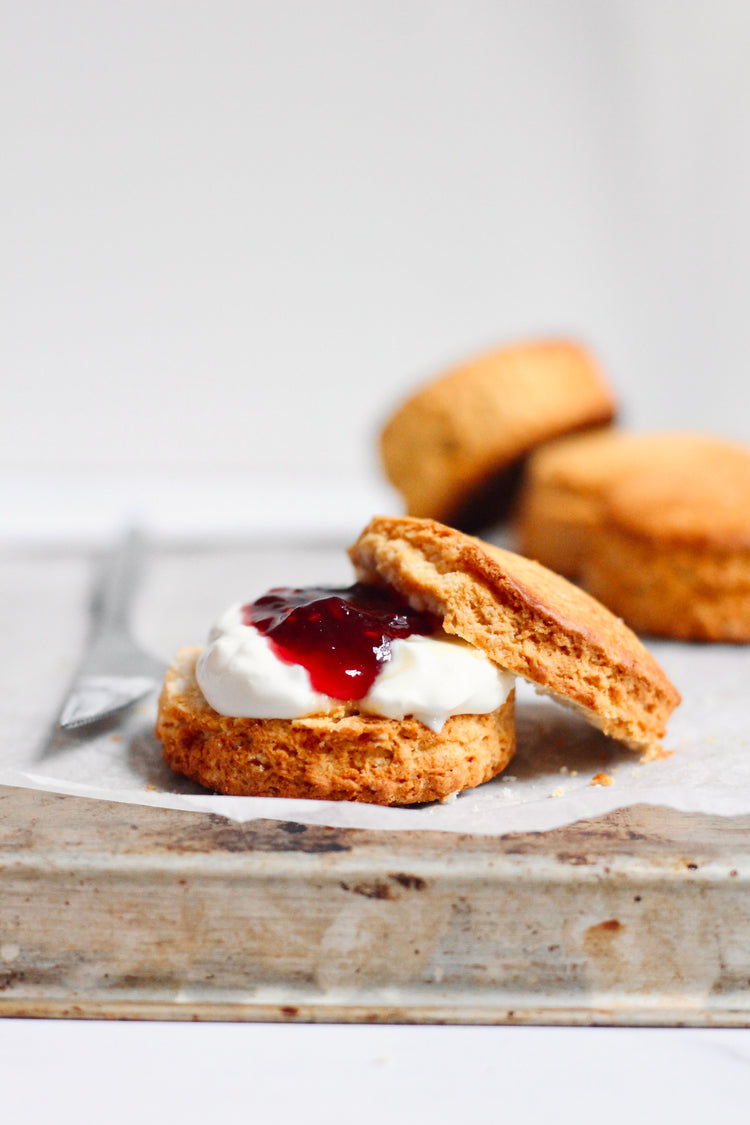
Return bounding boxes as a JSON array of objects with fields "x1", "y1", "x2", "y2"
[{"x1": 3, "y1": 541, "x2": 748, "y2": 835}]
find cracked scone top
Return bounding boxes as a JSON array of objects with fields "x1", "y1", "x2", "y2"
[{"x1": 349, "y1": 516, "x2": 681, "y2": 753}]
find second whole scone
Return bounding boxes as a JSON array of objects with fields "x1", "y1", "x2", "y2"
[
  {"x1": 380, "y1": 339, "x2": 616, "y2": 531},
  {"x1": 516, "y1": 430, "x2": 750, "y2": 641}
]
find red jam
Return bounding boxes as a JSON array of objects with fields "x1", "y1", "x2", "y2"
[{"x1": 242, "y1": 583, "x2": 439, "y2": 700}]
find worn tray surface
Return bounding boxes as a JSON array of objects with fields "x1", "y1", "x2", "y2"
[{"x1": 3, "y1": 784, "x2": 750, "y2": 1025}]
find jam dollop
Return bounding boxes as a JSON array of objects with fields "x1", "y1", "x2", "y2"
[{"x1": 242, "y1": 583, "x2": 439, "y2": 700}]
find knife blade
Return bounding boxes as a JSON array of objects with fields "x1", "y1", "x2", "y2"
[{"x1": 58, "y1": 529, "x2": 167, "y2": 730}]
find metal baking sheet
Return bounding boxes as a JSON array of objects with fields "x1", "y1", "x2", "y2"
[{"x1": 2, "y1": 786, "x2": 750, "y2": 1025}]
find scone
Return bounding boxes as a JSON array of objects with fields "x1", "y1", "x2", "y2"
[
  {"x1": 515, "y1": 429, "x2": 711, "y2": 579},
  {"x1": 517, "y1": 430, "x2": 750, "y2": 640},
  {"x1": 157, "y1": 579, "x2": 517, "y2": 806},
  {"x1": 349, "y1": 516, "x2": 680, "y2": 753},
  {"x1": 380, "y1": 339, "x2": 616, "y2": 530},
  {"x1": 157, "y1": 517, "x2": 680, "y2": 805},
  {"x1": 157, "y1": 649, "x2": 516, "y2": 806}
]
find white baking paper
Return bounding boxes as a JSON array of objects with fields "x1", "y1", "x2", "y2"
[
  {"x1": 3, "y1": 541, "x2": 749, "y2": 835},
  {"x1": 4, "y1": 641, "x2": 749, "y2": 835}
]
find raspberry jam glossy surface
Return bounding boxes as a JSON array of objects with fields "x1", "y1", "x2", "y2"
[{"x1": 242, "y1": 583, "x2": 439, "y2": 700}]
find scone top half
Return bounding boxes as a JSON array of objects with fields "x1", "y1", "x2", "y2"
[{"x1": 349, "y1": 516, "x2": 681, "y2": 754}]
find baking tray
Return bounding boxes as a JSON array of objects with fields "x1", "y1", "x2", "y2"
[
  {"x1": 2, "y1": 786, "x2": 750, "y2": 1024},
  {"x1": 2, "y1": 539, "x2": 750, "y2": 1025}
]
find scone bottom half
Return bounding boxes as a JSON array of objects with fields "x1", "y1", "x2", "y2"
[{"x1": 156, "y1": 648, "x2": 516, "y2": 806}]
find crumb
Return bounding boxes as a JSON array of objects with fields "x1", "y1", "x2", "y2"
[
  {"x1": 640, "y1": 745, "x2": 674, "y2": 764},
  {"x1": 570, "y1": 770, "x2": 578, "y2": 778},
  {"x1": 550, "y1": 787, "x2": 565, "y2": 798},
  {"x1": 591, "y1": 772, "x2": 614, "y2": 787},
  {"x1": 146, "y1": 785, "x2": 157, "y2": 791},
  {"x1": 559, "y1": 765, "x2": 568, "y2": 774},
  {"x1": 110, "y1": 735, "x2": 123, "y2": 743}
]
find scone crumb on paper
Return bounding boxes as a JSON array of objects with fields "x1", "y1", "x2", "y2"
[
  {"x1": 550, "y1": 786, "x2": 565, "y2": 798},
  {"x1": 590, "y1": 772, "x2": 614, "y2": 787},
  {"x1": 640, "y1": 745, "x2": 674, "y2": 764}
]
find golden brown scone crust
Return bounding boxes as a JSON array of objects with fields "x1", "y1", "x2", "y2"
[
  {"x1": 380, "y1": 339, "x2": 616, "y2": 528},
  {"x1": 349, "y1": 516, "x2": 680, "y2": 753},
  {"x1": 157, "y1": 648, "x2": 516, "y2": 806},
  {"x1": 517, "y1": 430, "x2": 727, "y2": 577},
  {"x1": 517, "y1": 431, "x2": 750, "y2": 640},
  {"x1": 516, "y1": 427, "x2": 653, "y2": 577}
]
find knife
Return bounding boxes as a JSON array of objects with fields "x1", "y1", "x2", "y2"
[{"x1": 58, "y1": 529, "x2": 167, "y2": 730}]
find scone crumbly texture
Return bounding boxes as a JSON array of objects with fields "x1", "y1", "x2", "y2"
[
  {"x1": 156, "y1": 647, "x2": 516, "y2": 806},
  {"x1": 517, "y1": 430, "x2": 750, "y2": 640},
  {"x1": 349, "y1": 516, "x2": 680, "y2": 754},
  {"x1": 380, "y1": 339, "x2": 616, "y2": 527}
]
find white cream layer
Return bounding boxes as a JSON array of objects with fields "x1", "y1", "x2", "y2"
[{"x1": 196, "y1": 602, "x2": 514, "y2": 732}]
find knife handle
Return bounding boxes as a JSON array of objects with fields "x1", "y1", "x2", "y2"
[{"x1": 89, "y1": 528, "x2": 148, "y2": 636}]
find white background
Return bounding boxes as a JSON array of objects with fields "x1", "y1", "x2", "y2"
[
  {"x1": 3, "y1": 3, "x2": 750, "y2": 1118},
  {"x1": 3, "y1": 1021, "x2": 750, "y2": 1124},
  {"x1": 3, "y1": 1, "x2": 750, "y2": 493}
]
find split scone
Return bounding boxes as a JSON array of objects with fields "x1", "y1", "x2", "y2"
[
  {"x1": 516, "y1": 430, "x2": 750, "y2": 641},
  {"x1": 157, "y1": 517, "x2": 680, "y2": 806},
  {"x1": 380, "y1": 339, "x2": 616, "y2": 531}
]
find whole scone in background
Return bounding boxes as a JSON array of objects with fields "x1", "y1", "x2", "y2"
[
  {"x1": 515, "y1": 429, "x2": 750, "y2": 641},
  {"x1": 380, "y1": 339, "x2": 617, "y2": 531}
]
